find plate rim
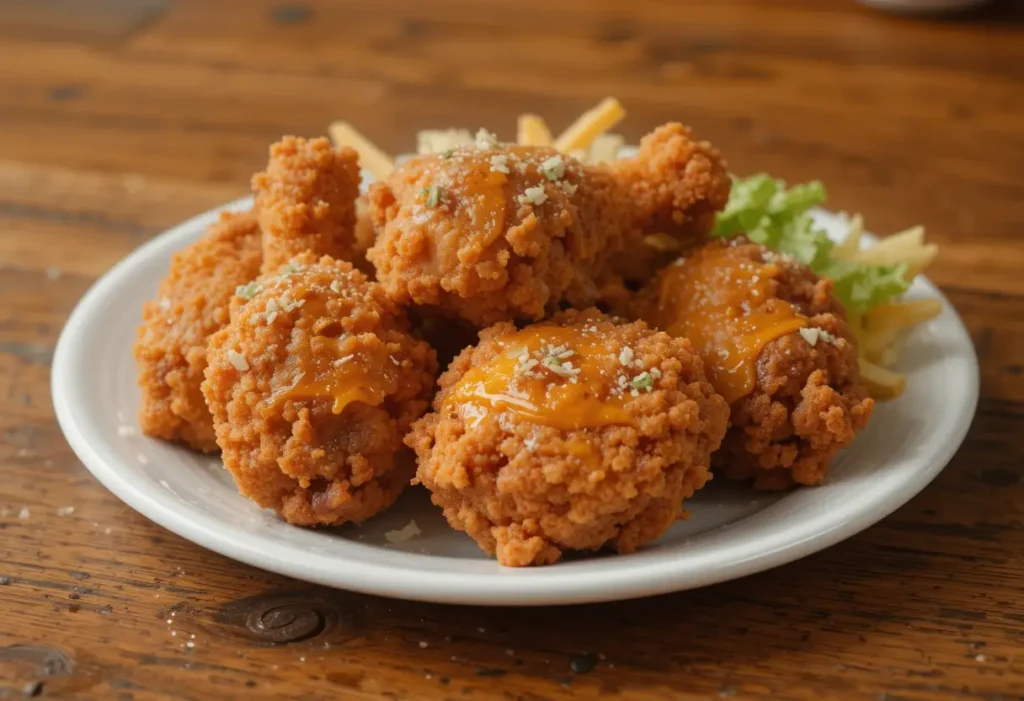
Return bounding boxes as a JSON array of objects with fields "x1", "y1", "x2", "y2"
[{"x1": 51, "y1": 197, "x2": 980, "y2": 606}]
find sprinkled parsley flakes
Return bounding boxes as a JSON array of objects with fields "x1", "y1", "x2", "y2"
[
  {"x1": 519, "y1": 186, "x2": 548, "y2": 206},
  {"x1": 235, "y1": 282, "x2": 260, "y2": 300},
  {"x1": 541, "y1": 154, "x2": 565, "y2": 181},
  {"x1": 227, "y1": 349, "x2": 249, "y2": 371},
  {"x1": 490, "y1": 154, "x2": 510, "y2": 174},
  {"x1": 427, "y1": 185, "x2": 442, "y2": 208},
  {"x1": 799, "y1": 327, "x2": 841, "y2": 347},
  {"x1": 631, "y1": 372, "x2": 654, "y2": 392}
]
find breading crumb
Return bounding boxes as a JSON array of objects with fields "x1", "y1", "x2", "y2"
[{"x1": 385, "y1": 520, "x2": 422, "y2": 543}]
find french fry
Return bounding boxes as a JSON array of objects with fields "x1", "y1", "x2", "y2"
[
  {"x1": 870, "y1": 225, "x2": 926, "y2": 253},
  {"x1": 328, "y1": 120, "x2": 395, "y2": 181},
  {"x1": 416, "y1": 128, "x2": 473, "y2": 154},
  {"x1": 554, "y1": 97, "x2": 626, "y2": 153},
  {"x1": 864, "y1": 328, "x2": 907, "y2": 367},
  {"x1": 851, "y1": 239, "x2": 937, "y2": 277},
  {"x1": 517, "y1": 114, "x2": 552, "y2": 146},
  {"x1": 864, "y1": 299, "x2": 943, "y2": 332},
  {"x1": 833, "y1": 213, "x2": 864, "y2": 259},
  {"x1": 902, "y1": 244, "x2": 939, "y2": 279},
  {"x1": 858, "y1": 299, "x2": 942, "y2": 367},
  {"x1": 859, "y1": 358, "x2": 907, "y2": 400},
  {"x1": 850, "y1": 225, "x2": 927, "y2": 264},
  {"x1": 588, "y1": 133, "x2": 625, "y2": 164},
  {"x1": 875, "y1": 344, "x2": 902, "y2": 369}
]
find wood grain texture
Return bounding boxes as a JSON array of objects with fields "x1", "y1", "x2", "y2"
[{"x1": 0, "y1": 0, "x2": 1021, "y2": 699}]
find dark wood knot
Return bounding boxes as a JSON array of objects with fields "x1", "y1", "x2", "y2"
[
  {"x1": 0, "y1": 645, "x2": 75, "y2": 677},
  {"x1": 0, "y1": 644, "x2": 76, "y2": 694},
  {"x1": 216, "y1": 591, "x2": 355, "y2": 645}
]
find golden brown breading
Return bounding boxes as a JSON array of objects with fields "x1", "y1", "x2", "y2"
[
  {"x1": 638, "y1": 237, "x2": 874, "y2": 490},
  {"x1": 252, "y1": 136, "x2": 361, "y2": 274},
  {"x1": 367, "y1": 125, "x2": 729, "y2": 326},
  {"x1": 608, "y1": 123, "x2": 731, "y2": 291},
  {"x1": 134, "y1": 209, "x2": 261, "y2": 452},
  {"x1": 367, "y1": 142, "x2": 632, "y2": 326},
  {"x1": 407, "y1": 309, "x2": 729, "y2": 566},
  {"x1": 613, "y1": 122, "x2": 732, "y2": 245},
  {"x1": 202, "y1": 253, "x2": 437, "y2": 526}
]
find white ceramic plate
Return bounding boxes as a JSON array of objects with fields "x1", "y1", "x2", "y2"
[{"x1": 52, "y1": 190, "x2": 978, "y2": 606}]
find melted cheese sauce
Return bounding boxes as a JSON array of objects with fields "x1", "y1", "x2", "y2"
[
  {"x1": 271, "y1": 335, "x2": 398, "y2": 415},
  {"x1": 403, "y1": 145, "x2": 577, "y2": 257},
  {"x1": 644, "y1": 243, "x2": 807, "y2": 403},
  {"x1": 443, "y1": 325, "x2": 636, "y2": 431}
]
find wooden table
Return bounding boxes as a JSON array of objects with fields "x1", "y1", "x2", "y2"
[{"x1": 1, "y1": 1, "x2": 1022, "y2": 699}]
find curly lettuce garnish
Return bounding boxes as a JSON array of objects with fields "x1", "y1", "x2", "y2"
[{"x1": 712, "y1": 174, "x2": 909, "y2": 315}]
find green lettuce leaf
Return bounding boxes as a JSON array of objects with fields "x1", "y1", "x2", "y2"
[{"x1": 712, "y1": 174, "x2": 908, "y2": 315}]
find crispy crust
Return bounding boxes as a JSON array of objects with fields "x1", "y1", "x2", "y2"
[
  {"x1": 202, "y1": 254, "x2": 437, "y2": 526},
  {"x1": 134, "y1": 210, "x2": 262, "y2": 452},
  {"x1": 367, "y1": 146, "x2": 632, "y2": 326},
  {"x1": 613, "y1": 122, "x2": 731, "y2": 243},
  {"x1": 641, "y1": 238, "x2": 875, "y2": 490},
  {"x1": 253, "y1": 136, "x2": 361, "y2": 274},
  {"x1": 609, "y1": 123, "x2": 732, "y2": 291},
  {"x1": 407, "y1": 309, "x2": 729, "y2": 566},
  {"x1": 366, "y1": 125, "x2": 730, "y2": 327}
]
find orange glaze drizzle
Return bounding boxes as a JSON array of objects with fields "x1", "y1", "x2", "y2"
[
  {"x1": 271, "y1": 335, "x2": 398, "y2": 415},
  {"x1": 644, "y1": 243, "x2": 808, "y2": 404},
  {"x1": 443, "y1": 325, "x2": 635, "y2": 431},
  {"x1": 421, "y1": 151, "x2": 508, "y2": 256}
]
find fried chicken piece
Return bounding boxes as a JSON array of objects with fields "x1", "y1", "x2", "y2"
[
  {"x1": 407, "y1": 309, "x2": 729, "y2": 566},
  {"x1": 614, "y1": 122, "x2": 732, "y2": 242},
  {"x1": 252, "y1": 136, "x2": 361, "y2": 274},
  {"x1": 367, "y1": 138, "x2": 633, "y2": 326},
  {"x1": 134, "y1": 210, "x2": 262, "y2": 452},
  {"x1": 367, "y1": 123, "x2": 728, "y2": 327},
  {"x1": 637, "y1": 237, "x2": 874, "y2": 489},
  {"x1": 202, "y1": 253, "x2": 437, "y2": 526},
  {"x1": 607, "y1": 124, "x2": 732, "y2": 293}
]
